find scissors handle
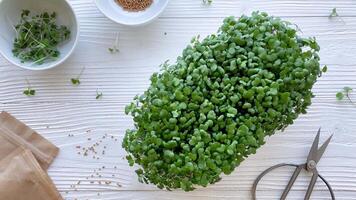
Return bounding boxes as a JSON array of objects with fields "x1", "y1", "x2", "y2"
[
  {"x1": 305, "y1": 171, "x2": 318, "y2": 200},
  {"x1": 252, "y1": 163, "x2": 299, "y2": 200},
  {"x1": 280, "y1": 165, "x2": 304, "y2": 200},
  {"x1": 252, "y1": 163, "x2": 335, "y2": 200}
]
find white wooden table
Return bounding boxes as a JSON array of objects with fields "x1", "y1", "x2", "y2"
[{"x1": 1, "y1": 0, "x2": 356, "y2": 199}]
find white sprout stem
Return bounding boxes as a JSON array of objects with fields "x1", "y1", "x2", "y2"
[
  {"x1": 6, "y1": 16, "x2": 19, "y2": 36},
  {"x1": 114, "y1": 32, "x2": 120, "y2": 51},
  {"x1": 25, "y1": 78, "x2": 32, "y2": 88},
  {"x1": 24, "y1": 23, "x2": 34, "y2": 41},
  {"x1": 77, "y1": 66, "x2": 86, "y2": 79},
  {"x1": 338, "y1": 16, "x2": 346, "y2": 24},
  {"x1": 0, "y1": 33, "x2": 10, "y2": 43},
  {"x1": 31, "y1": 54, "x2": 50, "y2": 66},
  {"x1": 39, "y1": 11, "x2": 45, "y2": 41}
]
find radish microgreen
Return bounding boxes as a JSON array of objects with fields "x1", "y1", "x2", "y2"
[
  {"x1": 108, "y1": 33, "x2": 120, "y2": 54},
  {"x1": 23, "y1": 79, "x2": 35, "y2": 96},
  {"x1": 96, "y1": 89, "x2": 103, "y2": 100},
  {"x1": 336, "y1": 87, "x2": 353, "y2": 103},
  {"x1": 12, "y1": 10, "x2": 70, "y2": 64},
  {"x1": 71, "y1": 67, "x2": 85, "y2": 86}
]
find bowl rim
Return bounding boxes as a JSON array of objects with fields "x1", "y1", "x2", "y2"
[
  {"x1": 95, "y1": 0, "x2": 170, "y2": 26},
  {"x1": 0, "y1": 0, "x2": 80, "y2": 71}
]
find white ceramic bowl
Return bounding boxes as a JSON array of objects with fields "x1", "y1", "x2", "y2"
[
  {"x1": 96, "y1": 0, "x2": 169, "y2": 26},
  {"x1": 0, "y1": 0, "x2": 79, "y2": 70}
]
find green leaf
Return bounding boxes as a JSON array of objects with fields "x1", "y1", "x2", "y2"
[
  {"x1": 23, "y1": 88, "x2": 36, "y2": 96},
  {"x1": 108, "y1": 47, "x2": 118, "y2": 53},
  {"x1": 336, "y1": 92, "x2": 344, "y2": 100},
  {"x1": 96, "y1": 90, "x2": 103, "y2": 100},
  {"x1": 343, "y1": 86, "x2": 352, "y2": 93},
  {"x1": 329, "y1": 8, "x2": 338, "y2": 17},
  {"x1": 71, "y1": 78, "x2": 80, "y2": 85}
]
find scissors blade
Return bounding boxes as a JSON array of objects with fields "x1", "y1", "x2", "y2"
[
  {"x1": 314, "y1": 134, "x2": 333, "y2": 164},
  {"x1": 305, "y1": 170, "x2": 318, "y2": 200},
  {"x1": 306, "y1": 128, "x2": 321, "y2": 164},
  {"x1": 280, "y1": 165, "x2": 304, "y2": 200}
]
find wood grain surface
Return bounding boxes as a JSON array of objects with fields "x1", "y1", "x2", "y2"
[{"x1": 1, "y1": 0, "x2": 356, "y2": 199}]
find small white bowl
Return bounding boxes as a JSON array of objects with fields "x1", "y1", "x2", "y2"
[
  {"x1": 0, "y1": 0, "x2": 79, "y2": 70},
  {"x1": 96, "y1": 0, "x2": 169, "y2": 26}
]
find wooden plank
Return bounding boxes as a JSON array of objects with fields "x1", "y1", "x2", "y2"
[
  {"x1": 1, "y1": 100, "x2": 356, "y2": 196},
  {"x1": 1, "y1": 0, "x2": 356, "y2": 199},
  {"x1": 0, "y1": 16, "x2": 356, "y2": 103},
  {"x1": 60, "y1": 190, "x2": 356, "y2": 200},
  {"x1": 0, "y1": 63, "x2": 354, "y2": 103},
  {"x1": 68, "y1": 0, "x2": 356, "y2": 18},
  {"x1": 1, "y1": 9, "x2": 356, "y2": 66}
]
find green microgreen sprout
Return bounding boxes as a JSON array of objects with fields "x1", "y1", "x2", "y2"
[
  {"x1": 12, "y1": 10, "x2": 71, "y2": 64},
  {"x1": 123, "y1": 12, "x2": 325, "y2": 191},
  {"x1": 329, "y1": 8, "x2": 345, "y2": 23},
  {"x1": 71, "y1": 67, "x2": 85, "y2": 85},
  {"x1": 336, "y1": 87, "x2": 353, "y2": 103},
  {"x1": 108, "y1": 33, "x2": 120, "y2": 54},
  {"x1": 23, "y1": 79, "x2": 35, "y2": 96},
  {"x1": 96, "y1": 89, "x2": 103, "y2": 100},
  {"x1": 329, "y1": 8, "x2": 339, "y2": 17},
  {"x1": 202, "y1": 0, "x2": 212, "y2": 4},
  {"x1": 285, "y1": 21, "x2": 303, "y2": 33}
]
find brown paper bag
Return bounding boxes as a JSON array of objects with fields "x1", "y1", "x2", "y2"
[
  {"x1": 0, "y1": 148, "x2": 63, "y2": 200},
  {"x1": 0, "y1": 111, "x2": 59, "y2": 170}
]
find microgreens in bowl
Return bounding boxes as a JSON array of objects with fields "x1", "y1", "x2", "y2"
[{"x1": 12, "y1": 10, "x2": 71, "y2": 65}]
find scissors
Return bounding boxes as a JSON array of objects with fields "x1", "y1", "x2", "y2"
[{"x1": 252, "y1": 128, "x2": 335, "y2": 200}]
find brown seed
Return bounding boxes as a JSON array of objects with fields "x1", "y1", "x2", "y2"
[{"x1": 115, "y1": 0, "x2": 153, "y2": 12}]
